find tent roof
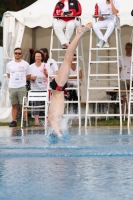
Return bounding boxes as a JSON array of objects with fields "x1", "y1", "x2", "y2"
[{"x1": 3, "y1": 0, "x2": 133, "y2": 28}]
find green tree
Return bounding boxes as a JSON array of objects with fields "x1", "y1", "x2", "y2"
[
  {"x1": 0, "y1": 0, "x2": 36, "y2": 46},
  {"x1": 0, "y1": 0, "x2": 36, "y2": 15}
]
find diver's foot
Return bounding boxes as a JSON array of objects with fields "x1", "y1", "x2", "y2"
[
  {"x1": 58, "y1": 133, "x2": 63, "y2": 138},
  {"x1": 76, "y1": 25, "x2": 92, "y2": 35},
  {"x1": 52, "y1": 132, "x2": 63, "y2": 138}
]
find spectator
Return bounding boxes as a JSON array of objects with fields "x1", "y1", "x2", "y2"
[
  {"x1": 40, "y1": 48, "x2": 58, "y2": 75},
  {"x1": 30, "y1": 50, "x2": 48, "y2": 126},
  {"x1": 119, "y1": 42, "x2": 132, "y2": 115},
  {"x1": 53, "y1": 0, "x2": 82, "y2": 49},
  {"x1": 6, "y1": 47, "x2": 30, "y2": 127},
  {"x1": 93, "y1": 0, "x2": 119, "y2": 48},
  {"x1": 65, "y1": 54, "x2": 82, "y2": 113}
]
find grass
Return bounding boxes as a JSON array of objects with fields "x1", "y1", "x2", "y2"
[
  {"x1": 0, "y1": 118, "x2": 131, "y2": 127},
  {"x1": 68, "y1": 117, "x2": 129, "y2": 127},
  {"x1": 0, "y1": 119, "x2": 35, "y2": 127}
]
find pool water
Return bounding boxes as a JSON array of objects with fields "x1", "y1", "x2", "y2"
[{"x1": 0, "y1": 128, "x2": 133, "y2": 200}]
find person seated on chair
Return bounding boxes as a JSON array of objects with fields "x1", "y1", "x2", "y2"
[
  {"x1": 39, "y1": 48, "x2": 58, "y2": 75},
  {"x1": 65, "y1": 54, "x2": 82, "y2": 113},
  {"x1": 48, "y1": 24, "x2": 92, "y2": 137},
  {"x1": 92, "y1": 0, "x2": 119, "y2": 48},
  {"x1": 119, "y1": 42, "x2": 132, "y2": 116},
  {"x1": 30, "y1": 50, "x2": 48, "y2": 126},
  {"x1": 53, "y1": 0, "x2": 82, "y2": 49}
]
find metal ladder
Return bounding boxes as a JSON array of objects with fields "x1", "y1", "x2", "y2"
[
  {"x1": 47, "y1": 22, "x2": 85, "y2": 128},
  {"x1": 85, "y1": 18, "x2": 126, "y2": 129},
  {"x1": 127, "y1": 29, "x2": 133, "y2": 129}
]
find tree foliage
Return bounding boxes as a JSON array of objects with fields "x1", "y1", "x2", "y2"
[
  {"x1": 0, "y1": 0, "x2": 36, "y2": 15},
  {"x1": 0, "y1": 0, "x2": 36, "y2": 46}
]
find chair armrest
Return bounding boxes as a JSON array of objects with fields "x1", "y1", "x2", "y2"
[{"x1": 22, "y1": 96, "x2": 27, "y2": 106}]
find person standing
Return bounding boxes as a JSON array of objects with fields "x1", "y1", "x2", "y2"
[
  {"x1": 119, "y1": 42, "x2": 132, "y2": 115},
  {"x1": 93, "y1": 0, "x2": 119, "y2": 48},
  {"x1": 30, "y1": 50, "x2": 48, "y2": 126},
  {"x1": 53, "y1": 0, "x2": 82, "y2": 49},
  {"x1": 6, "y1": 48, "x2": 30, "y2": 127},
  {"x1": 39, "y1": 48, "x2": 58, "y2": 75}
]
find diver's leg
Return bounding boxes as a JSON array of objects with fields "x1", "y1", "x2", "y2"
[{"x1": 55, "y1": 25, "x2": 91, "y2": 86}]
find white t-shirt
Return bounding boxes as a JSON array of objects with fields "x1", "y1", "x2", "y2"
[
  {"x1": 98, "y1": 0, "x2": 119, "y2": 20},
  {"x1": 6, "y1": 60, "x2": 30, "y2": 88},
  {"x1": 62, "y1": 2, "x2": 69, "y2": 12},
  {"x1": 44, "y1": 58, "x2": 58, "y2": 75},
  {"x1": 30, "y1": 63, "x2": 48, "y2": 90},
  {"x1": 68, "y1": 66, "x2": 81, "y2": 86},
  {"x1": 119, "y1": 55, "x2": 132, "y2": 80}
]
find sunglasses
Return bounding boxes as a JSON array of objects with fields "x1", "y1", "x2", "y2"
[{"x1": 14, "y1": 52, "x2": 22, "y2": 55}]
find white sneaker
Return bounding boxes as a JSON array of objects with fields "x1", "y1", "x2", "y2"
[
  {"x1": 96, "y1": 40, "x2": 104, "y2": 48},
  {"x1": 103, "y1": 41, "x2": 110, "y2": 48}
]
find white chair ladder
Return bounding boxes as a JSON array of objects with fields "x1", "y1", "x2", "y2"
[{"x1": 85, "y1": 19, "x2": 126, "y2": 129}]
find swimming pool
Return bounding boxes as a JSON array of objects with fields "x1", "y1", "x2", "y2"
[{"x1": 0, "y1": 128, "x2": 133, "y2": 200}]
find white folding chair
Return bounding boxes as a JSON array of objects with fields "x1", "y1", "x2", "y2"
[{"x1": 21, "y1": 90, "x2": 48, "y2": 128}]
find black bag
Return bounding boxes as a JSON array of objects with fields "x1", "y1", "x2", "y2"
[
  {"x1": 131, "y1": 10, "x2": 133, "y2": 16},
  {"x1": 106, "y1": 92, "x2": 117, "y2": 101},
  {"x1": 64, "y1": 11, "x2": 72, "y2": 15}
]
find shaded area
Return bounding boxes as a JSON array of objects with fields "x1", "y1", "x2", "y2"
[{"x1": 0, "y1": 26, "x2": 2, "y2": 46}]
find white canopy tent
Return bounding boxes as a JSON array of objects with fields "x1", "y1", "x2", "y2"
[
  {"x1": 0, "y1": 0, "x2": 133, "y2": 122},
  {"x1": 2, "y1": 0, "x2": 133, "y2": 70},
  {"x1": 2, "y1": 0, "x2": 133, "y2": 28}
]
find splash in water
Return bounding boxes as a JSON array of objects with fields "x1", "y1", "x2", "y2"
[{"x1": 45, "y1": 117, "x2": 71, "y2": 140}]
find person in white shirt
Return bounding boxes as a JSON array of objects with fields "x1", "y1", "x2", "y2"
[
  {"x1": 66, "y1": 54, "x2": 82, "y2": 113},
  {"x1": 30, "y1": 50, "x2": 48, "y2": 125},
  {"x1": 119, "y1": 42, "x2": 132, "y2": 115},
  {"x1": 53, "y1": 0, "x2": 82, "y2": 49},
  {"x1": 39, "y1": 48, "x2": 58, "y2": 75},
  {"x1": 92, "y1": 0, "x2": 119, "y2": 48},
  {"x1": 6, "y1": 47, "x2": 30, "y2": 127}
]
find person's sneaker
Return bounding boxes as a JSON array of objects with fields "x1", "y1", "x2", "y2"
[
  {"x1": 103, "y1": 41, "x2": 110, "y2": 48},
  {"x1": 9, "y1": 121, "x2": 17, "y2": 127},
  {"x1": 62, "y1": 43, "x2": 69, "y2": 49},
  {"x1": 96, "y1": 40, "x2": 104, "y2": 48},
  {"x1": 23, "y1": 121, "x2": 30, "y2": 127}
]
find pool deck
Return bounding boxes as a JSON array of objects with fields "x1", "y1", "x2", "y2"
[{"x1": 0, "y1": 125, "x2": 133, "y2": 137}]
